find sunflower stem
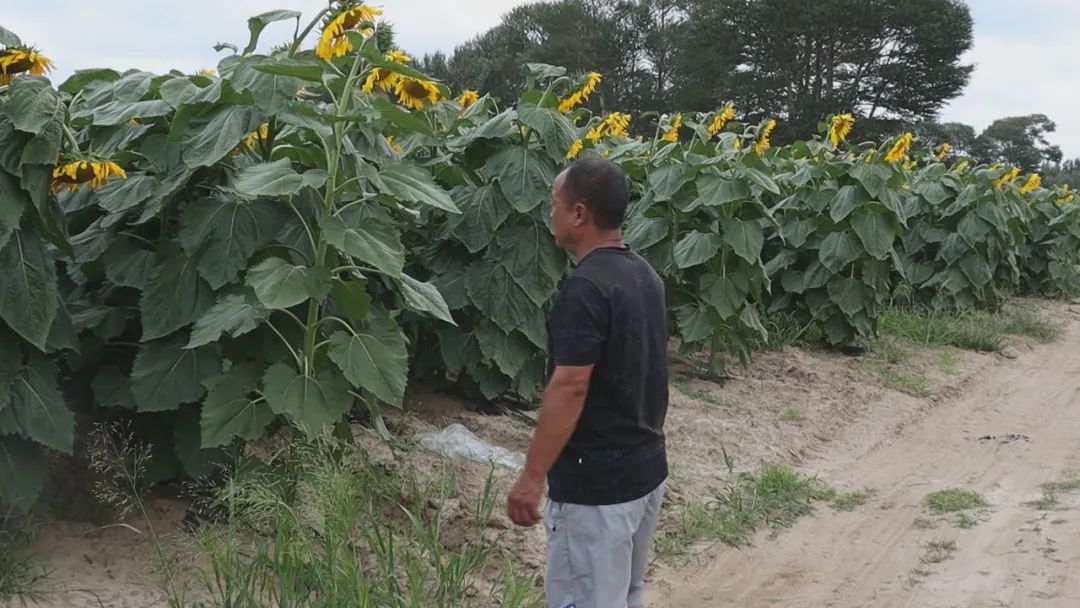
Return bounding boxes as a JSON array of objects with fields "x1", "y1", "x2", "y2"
[
  {"x1": 290, "y1": 8, "x2": 332, "y2": 57},
  {"x1": 61, "y1": 124, "x2": 81, "y2": 154}
]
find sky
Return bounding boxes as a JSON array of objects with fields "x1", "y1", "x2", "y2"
[{"x1": 4, "y1": 0, "x2": 1079, "y2": 158}]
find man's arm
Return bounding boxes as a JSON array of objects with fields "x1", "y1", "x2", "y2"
[{"x1": 506, "y1": 364, "x2": 593, "y2": 527}]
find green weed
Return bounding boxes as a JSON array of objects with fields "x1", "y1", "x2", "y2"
[
  {"x1": 924, "y1": 489, "x2": 987, "y2": 514},
  {"x1": 831, "y1": 488, "x2": 876, "y2": 512}
]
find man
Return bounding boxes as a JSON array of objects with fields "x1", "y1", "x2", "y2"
[{"x1": 506, "y1": 158, "x2": 670, "y2": 608}]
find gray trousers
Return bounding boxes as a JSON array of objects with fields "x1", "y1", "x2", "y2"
[{"x1": 544, "y1": 480, "x2": 667, "y2": 608}]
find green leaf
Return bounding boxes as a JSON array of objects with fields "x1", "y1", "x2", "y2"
[
  {"x1": 246, "y1": 258, "x2": 332, "y2": 310},
  {"x1": 89, "y1": 99, "x2": 173, "y2": 127},
  {"x1": 253, "y1": 58, "x2": 326, "y2": 82},
  {"x1": 45, "y1": 302, "x2": 79, "y2": 353},
  {"x1": 466, "y1": 259, "x2": 537, "y2": 334},
  {"x1": 181, "y1": 105, "x2": 262, "y2": 168},
  {"x1": 0, "y1": 26, "x2": 22, "y2": 47},
  {"x1": 741, "y1": 166, "x2": 781, "y2": 195},
  {"x1": 517, "y1": 105, "x2": 578, "y2": 159},
  {"x1": 827, "y1": 276, "x2": 866, "y2": 318},
  {"x1": 0, "y1": 226, "x2": 59, "y2": 351},
  {"x1": 648, "y1": 164, "x2": 692, "y2": 203},
  {"x1": 830, "y1": 185, "x2": 870, "y2": 223},
  {"x1": 229, "y1": 56, "x2": 306, "y2": 115},
  {"x1": 722, "y1": 219, "x2": 764, "y2": 263},
  {"x1": 91, "y1": 366, "x2": 134, "y2": 409},
  {"x1": 818, "y1": 232, "x2": 863, "y2": 272},
  {"x1": 131, "y1": 339, "x2": 222, "y2": 412},
  {"x1": 673, "y1": 231, "x2": 722, "y2": 269},
  {"x1": 263, "y1": 363, "x2": 351, "y2": 433},
  {"x1": 140, "y1": 247, "x2": 216, "y2": 340},
  {"x1": 497, "y1": 221, "x2": 564, "y2": 306},
  {"x1": 103, "y1": 237, "x2": 156, "y2": 289},
  {"x1": 448, "y1": 184, "x2": 511, "y2": 253},
  {"x1": 0, "y1": 170, "x2": 28, "y2": 249},
  {"x1": 485, "y1": 147, "x2": 555, "y2": 213},
  {"x1": 233, "y1": 159, "x2": 309, "y2": 198},
  {"x1": 320, "y1": 214, "x2": 404, "y2": 277},
  {"x1": 0, "y1": 436, "x2": 46, "y2": 512},
  {"x1": 377, "y1": 161, "x2": 459, "y2": 213},
  {"x1": 59, "y1": 68, "x2": 121, "y2": 95},
  {"x1": 1, "y1": 355, "x2": 73, "y2": 454},
  {"x1": 331, "y1": 279, "x2": 371, "y2": 320},
  {"x1": 3, "y1": 76, "x2": 60, "y2": 135},
  {"x1": 438, "y1": 326, "x2": 481, "y2": 373},
  {"x1": 327, "y1": 317, "x2": 409, "y2": 407},
  {"x1": 201, "y1": 363, "x2": 274, "y2": 448},
  {"x1": 780, "y1": 218, "x2": 814, "y2": 249},
  {"x1": 179, "y1": 197, "x2": 280, "y2": 289},
  {"x1": 244, "y1": 10, "x2": 301, "y2": 54},
  {"x1": 476, "y1": 323, "x2": 533, "y2": 378},
  {"x1": 187, "y1": 293, "x2": 268, "y2": 348},
  {"x1": 0, "y1": 335, "x2": 19, "y2": 412},
  {"x1": 400, "y1": 274, "x2": 455, "y2": 324},
  {"x1": 849, "y1": 162, "x2": 891, "y2": 198},
  {"x1": 675, "y1": 304, "x2": 719, "y2": 343},
  {"x1": 959, "y1": 255, "x2": 993, "y2": 288},
  {"x1": 94, "y1": 174, "x2": 158, "y2": 214},
  {"x1": 958, "y1": 213, "x2": 992, "y2": 247},
  {"x1": 700, "y1": 274, "x2": 748, "y2": 319},
  {"x1": 624, "y1": 214, "x2": 669, "y2": 251},
  {"x1": 850, "y1": 211, "x2": 895, "y2": 260},
  {"x1": 174, "y1": 406, "x2": 229, "y2": 478},
  {"x1": 693, "y1": 174, "x2": 750, "y2": 208}
]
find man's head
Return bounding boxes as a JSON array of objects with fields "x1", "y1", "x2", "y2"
[{"x1": 549, "y1": 158, "x2": 629, "y2": 253}]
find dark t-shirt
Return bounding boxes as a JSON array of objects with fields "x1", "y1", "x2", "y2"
[{"x1": 546, "y1": 246, "x2": 669, "y2": 506}]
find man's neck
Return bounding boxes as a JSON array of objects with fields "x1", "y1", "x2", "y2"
[{"x1": 572, "y1": 231, "x2": 625, "y2": 262}]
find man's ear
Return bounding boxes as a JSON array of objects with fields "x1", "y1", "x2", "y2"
[{"x1": 573, "y1": 201, "x2": 589, "y2": 226}]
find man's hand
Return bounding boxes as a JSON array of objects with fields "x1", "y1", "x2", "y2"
[{"x1": 507, "y1": 471, "x2": 545, "y2": 527}]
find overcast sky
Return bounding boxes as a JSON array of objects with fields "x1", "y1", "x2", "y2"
[{"x1": 5, "y1": 0, "x2": 1079, "y2": 158}]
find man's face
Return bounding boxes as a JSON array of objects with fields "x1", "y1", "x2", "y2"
[{"x1": 549, "y1": 172, "x2": 581, "y2": 250}]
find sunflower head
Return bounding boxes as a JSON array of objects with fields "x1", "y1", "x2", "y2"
[
  {"x1": 708, "y1": 103, "x2": 736, "y2": 136},
  {"x1": 755, "y1": 118, "x2": 777, "y2": 155},
  {"x1": 1056, "y1": 184, "x2": 1075, "y2": 206},
  {"x1": 385, "y1": 135, "x2": 403, "y2": 154},
  {"x1": 362, "y1": 49, "x2": 410, "y2": 93},
  {"x1": 1019, "y1": 173, "x2": 1042, "y2": 194},
  {"x1": 828, "y1": 113, "x2": 855, "y2": 147},
  {"x1": 315, "y1": 3, "x2": 384, "y2": 61},
  {"x1": 234, "y1": 123, "x2": 270, "y2": 155},
  {"x1": 566, "y1": 139, "x2": 584, "y2": 160},
  {"x1": 936, "y1": 142, "x2": 951, "y2": 161},
  {"x1": 394, "y1": 76, "x2": 440, "y2": 110},
  {"x1": 884, "y1": 132, "x2": 914, "y2": 163},
  {"x1": 52, "y1": 159, "x2": 127, "y2": 192},
  {"x1": 587, "y1": 112, "x2": 631, "y2": 142},
  {"x1": 557, "y1": 71, "x2": 602, "y2": 113},
  {"x1": 457, "y1": 89, "x2": 480, "y2": 109},
  {"x1": 0, "y1": 46, "x2": 55, "y2": 84},
  {"x1": 953, "y1": 160, "x2": 969, "y2": 174},
  {"x1": 992, "y1": 166, "x2": 1021, "y2": 188},
  {"x1": 661, "y1": 113, "x2": 683, "y2": 143}
]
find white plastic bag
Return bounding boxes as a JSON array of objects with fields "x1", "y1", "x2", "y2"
[{"x1": 416, "y1": 423, "x2": 525, "y2": 470}]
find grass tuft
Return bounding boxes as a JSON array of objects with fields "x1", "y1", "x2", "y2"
[
  {"x1": 0, "y1": 522, "x2": 46, "y2": 602},
  {"x1": 925, "y1": 489, "x2": 987, "y2": 514},
  {"x1": 879, "y1": 307, "x2": 1061, "y2": 353},
  {"x1": 831, "y1": 488, "x2": 876, "y2": 512}
]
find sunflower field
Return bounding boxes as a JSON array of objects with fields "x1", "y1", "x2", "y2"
[{"x1": 1, "y1": 4, "x2": 1078, "y2": 511}]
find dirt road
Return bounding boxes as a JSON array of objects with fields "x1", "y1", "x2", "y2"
[{"x1": 654, "y1": 311, "x2": 1080, "y2": 608}]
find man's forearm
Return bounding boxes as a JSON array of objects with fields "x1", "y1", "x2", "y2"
[{"x1": 522, "y1": 379, "x2": 588, "y2": 482}]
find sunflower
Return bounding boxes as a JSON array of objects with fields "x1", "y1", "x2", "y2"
[
  {"x1": 362, "y1": 49, "x2": 410, "y2": 93},
  {"x1": 828, "y1": 113, "x2": 855, "y2": 148},
  {"x1": 708, "y1": 103, "x2": 736, "y2": 136},
  {"x1": 733, "y1": 138, "x2": 742, "y2": 151},
  {"x1": 992, "y1": 167, "x2": 1021, "y2": 188},
  {"x1": 884, "y1": 132, "x2": 914, "y2": 163},
  {"x1": 394, "y1": 76, "x2": 440, "y2": 110},
  {"x1": 1019, "y1": 173, "x2": 1042, "y2": 194},
  {"x1": 587, "y1": 112, "x2": 631, "y2": 141},
  {"x1": 52, "y1": 159, "x2": 127, "y2": 192},
  {"x1": 315, "y1": 3, "x2": 383, "y2": 61},
  {"x1": 903, "y1": 159, "x2": 917, "y2": 171},
  {"x1": 936, "y1": 143, "x2": 951, "y2": 161},
  {"x1": 234, "y1": 123, "x2": 270, "y2": 154},
  {"x1": 386, "y1": 135, "x2": 403, "y2": 154},
  {"x1": 954, "y1": 160, "x2": 969, "y2": 173},
  {"x1": 1057, "y1": 185, "x2": 1074, "y2": 206},
  {"x1": 197, "y1": 68, "x2": 217, "y2": 77},
  {"x1": 557, "y1": 71, "x2": 601, "y2": 113},
  {"x1": 566, "y1": 139, "x2": 584, "y2": 160},
  {"x1": 0, "y1": 46, "x2": 54, "y2": 84},
  {"x1": 662, "y1": 113, "x2": 683, "y2": 143},
  {"x1": 457, "y1": 89, "x2": 480, "y2": 109},
  {"x1": 755, "y1": 119, "x2": 777, "y2": 155}
]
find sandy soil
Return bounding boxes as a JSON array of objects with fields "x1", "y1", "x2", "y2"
[
  {"x1": 653, "y1": 300, "x2": 1080, "y2": 607},
  {"x1": 11, "y1": 300, "x2": 1078, "y2": 608}
]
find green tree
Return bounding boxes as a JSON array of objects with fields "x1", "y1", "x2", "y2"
[
  {"x1": 915, "y1": 121, "x2": 977, "y2": 158},
  {"x1": 675, "y1": 0, "x2": 974, "y2": 139},
  {"x1": 973, "y1": 114, "x2": 1064, "y2": 172}
]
